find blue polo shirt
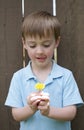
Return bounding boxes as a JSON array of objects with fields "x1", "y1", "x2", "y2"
[{"x1": 5, "y1": 61, "x2": 83, "y2": 130}]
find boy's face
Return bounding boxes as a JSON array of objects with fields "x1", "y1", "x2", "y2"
[{"x1": 23, "y1": 35, "x2": 60, "y2": 68}]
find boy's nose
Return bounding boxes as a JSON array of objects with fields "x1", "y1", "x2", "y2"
[{"x1": 36, "y1": 46, "x2": 43, "y2": 54}]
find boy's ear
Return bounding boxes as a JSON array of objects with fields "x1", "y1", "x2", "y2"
[
  {"x1": 22, "y1": 37, "x2": 27, "y2": 49},
  {"x1": 55, "y1": 36, "x2": 60, "y2": 48}
]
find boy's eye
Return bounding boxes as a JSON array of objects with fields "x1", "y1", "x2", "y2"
[
  {"x1": 28, "y1": 43, "x2": 36, "y2": 48},
  {"x1": 29, "y1": 45, "x2": 36, "y2": 48},
  {"x1": 43, "y1": 44, "x2": 50, "y2": 47},
  {"x1": 43, "y1": 42, "x2": 51, "y2": 47}
]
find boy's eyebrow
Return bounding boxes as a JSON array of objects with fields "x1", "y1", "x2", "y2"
[
  {"x1": 27, "y1": 40, "x2": 36, "y2": 43},
  {"x1": 26, "y1": 39, "x2": 53, "y2": 44}
]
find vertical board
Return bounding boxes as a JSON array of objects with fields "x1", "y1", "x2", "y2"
[
  {"x1": 0, "y1": 0, "x2": 22, "y2": 130},
  {"x1": 25, "y1": 0, "x2": 52, "y2": 16},
  {"x1": 0, "y1": 0, "x2": 84, "y2": 130},
  {"x1": 24, "y1": 0, "x2": 53, "y2": 65},
  {"x1": 56, "y1": 0, "x2": 84, "y2": 130}
]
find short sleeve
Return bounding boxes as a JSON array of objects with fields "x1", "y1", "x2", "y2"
[
  {"x1": 63, "y1": 72, "x2": 84, "y2": 107},
  {"x1": 5, "y1": 73, "x2": 23, "y2": 108}
]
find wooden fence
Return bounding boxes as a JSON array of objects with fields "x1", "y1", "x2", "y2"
[{"x1": 0, "y1": 0, "x2": 84, "y2": 130}]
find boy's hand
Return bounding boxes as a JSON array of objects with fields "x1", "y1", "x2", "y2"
[
  {"x1": 27, "y1": 92, "x2": 42, "y2": 112},
  {"x1": 27, "y1": 91, "x2": 50, "y2": 115},
  {"x1": 37, "y1": 94, "x2": 50, "y2": 116}
]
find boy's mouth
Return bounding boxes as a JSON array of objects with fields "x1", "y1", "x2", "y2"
[{"x1": 36, "y1": 56, "x2": 46, "y2": 62}]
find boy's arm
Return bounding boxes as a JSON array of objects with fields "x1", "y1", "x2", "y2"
[
  {"x1": 37, "y1": 94, "x2": 77, "y2": 121},
  {"x1": 12, "y1": 105, "x2": 36, "y2": 121},
  {"x1": 47, "y1": 105, "x2": 77, "y2": 121},
  {"x1": 12, "y1": 92, "x2": 43, "y2": 122}
]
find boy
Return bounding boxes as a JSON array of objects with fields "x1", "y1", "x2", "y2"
[{"x1": 5, "y1": 11, "x2": 83, "y2": 130}]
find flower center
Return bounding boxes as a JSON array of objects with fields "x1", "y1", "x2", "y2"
[{"x1": 35, "y1": 83, "x2": 45, "y2": 91}]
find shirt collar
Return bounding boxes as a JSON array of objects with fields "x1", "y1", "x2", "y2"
[
  {"x1": 24, "y1": 60, "x2": 63, "y2": 81},
  {"x1": 51, "y1": 60, "x2": 63, "y2": 79},
  {"x1": 24, "y1": 61, "x2": 36, "y2": 81}
]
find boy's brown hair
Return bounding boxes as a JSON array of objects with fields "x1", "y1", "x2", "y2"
[{"x1": 22, "y1": 11, "x2": 61, "y2": 40}]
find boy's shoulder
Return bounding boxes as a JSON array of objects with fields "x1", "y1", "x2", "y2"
[
  {"x1": 13, "y1": 63, "x2": 31, "y2": 78},
  {"x1": 52, "y1": 61, "x2": 73, "y2": 78},
  {"x1": 53, "y1": 61, "x2": 72, "y2": 72},
  {"x1": 14, "y1": 65, "x2": 27, "y2": 73},
  {"x1": 56, "y1": 64, "x2": 72, "y2": 72}
]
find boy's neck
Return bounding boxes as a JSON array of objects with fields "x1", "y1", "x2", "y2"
[{"x1": 31, "y1": 61, "x2": 53, "y2": 82}]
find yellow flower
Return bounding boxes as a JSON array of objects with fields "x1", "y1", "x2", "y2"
[{"x1": 35, "y1": 83, "x2": 45, "y2": 91}]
